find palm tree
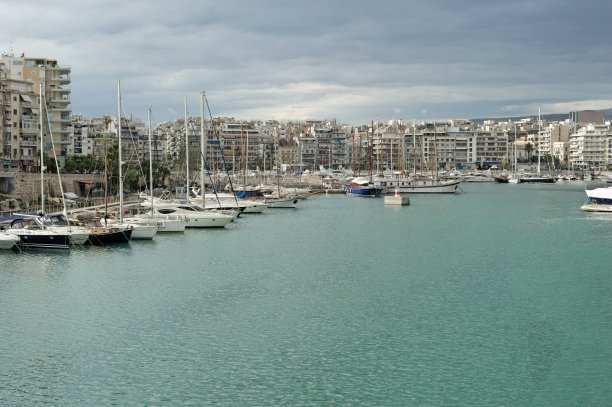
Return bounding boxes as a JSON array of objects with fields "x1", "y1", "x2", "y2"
[{"x1": 525, "y1": 142, "x2": 534, "y2": 165}]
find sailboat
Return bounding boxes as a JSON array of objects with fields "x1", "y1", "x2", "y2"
[
  {"x1": 6, "y1": 84, "x2": 74, "y2": 249},
  {"x1": 375, "y1": 120, "x2": 460, "y2": 193},
  {"x1": 519, "y1": 106, "x2": 556, "y2": 184},
  {"x1": 83, "y1": 81, "x2": 133, "y2": 245},
  {"x1": 188, "y1": 92, "x2": 263, "y2": 213},
  {"x1": 132, "y1": 108, "x2": 186, "y2": 233},
  {"x1": 344, "y1": 121, "x2": 383, "y2": 197},
  {"x1": 106, "y1": 96, "x2": 159, "y2": 239},
  {"x1": 264, "y1": 127, "x2": 300, "y2": 207},
  {"x1": 142, "y1": 96, "x2": 234, "y2": 227}
]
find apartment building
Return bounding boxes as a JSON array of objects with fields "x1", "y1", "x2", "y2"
[
  {"x1": 1, "y1": 54, "x2": 71, "y2": 163},
  {"x1": 1, "y1": 62, "x2": 41, "y2": 171},
  {"x1": 569, "y1": 124, "x2": 610, "y2": 169}
]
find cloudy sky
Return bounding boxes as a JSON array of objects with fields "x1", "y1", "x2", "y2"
[{"x1": 2, "y1": 0, "x2": 611, "y2": 125}]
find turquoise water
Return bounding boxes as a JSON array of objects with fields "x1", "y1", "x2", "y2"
[{"x1": 1, "y1": 182, "x2": 611, "y2": 406}]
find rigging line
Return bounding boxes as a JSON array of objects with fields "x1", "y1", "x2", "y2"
[
  {"x1": 118, "y1": 102, "x2": 148, "y2": 190},
  {"x1": 41, "y1": 89, "x2": 68, "y2": 218},
  {"x1": 186, "y1": 119, "x2": 222, "y2": 208},
  {"x1": 204, "y1": 96, "x2": 240, "y2": 207}
]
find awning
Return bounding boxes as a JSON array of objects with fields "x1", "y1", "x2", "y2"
[{"x1": 20, "y1": 94, "x2": 32, "y2": 103}]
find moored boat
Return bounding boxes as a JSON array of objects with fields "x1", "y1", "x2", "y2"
[
  {"x1": 376, "y1": 176, "x2": 460, "y2": 194},
  {"x1": 580, "y1": 186, "x2": 612, "y2": 212},
  {"x1": 343, "y1": 177, "x2": 383, "y2": 197},
  {"x1": 0, "y1": 231, "x2": 21, "y2": 250},
  {"x1": 5, "y1": 218, "x2": 71, "y2": 249},
  {"x1": 87, "y1": 225, "x2": 132, "y2": 245},
  {"x1": 519, "y1": 175, "x2": 556, "y2": 183}
]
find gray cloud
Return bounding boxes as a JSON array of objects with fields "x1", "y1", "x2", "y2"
[{"x1": 3, "y1": 0, "x2": 611, "y2": 124}]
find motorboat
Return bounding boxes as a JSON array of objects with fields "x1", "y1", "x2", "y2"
[
  {"x1": 343, "y1": 177, "x2": 383, "y2": 197},
  {"x1": 5, "y1": 218, "x2": 71, "y2": 249},
  {"x1": 581, "y1": 186, "x2": 612, "y2": 212},
  {"x1": 141, "y1": 201, "x2": 234, "y2": 228},
  {"x1": 0, "y1": 231, "x2": 21, "y2": 250},
  {"x1": 36, "y1": 213, "x2": 91, "y2": 245}
]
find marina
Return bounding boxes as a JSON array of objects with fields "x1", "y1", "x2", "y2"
[{"x1": 1, "y1": 182, "x2": 611, "y2": 406}]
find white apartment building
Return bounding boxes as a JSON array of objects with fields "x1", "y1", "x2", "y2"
[{"x1": 569, "y1": 124, "x2": 610, "y2": 169}]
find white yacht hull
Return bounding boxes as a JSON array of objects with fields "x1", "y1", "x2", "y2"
[
  {"x1": 266, "y1": 197, "x2": 299, "y2": 208},
  {"x1": 149, "y1": 215, "x2": 185, "y2": 233},
  {"x1": 0, "y1": 233, "x2": 20, "y2": 250},
  {"x1": 108, "y1": 218, "x2": 158, "y2": 240},
  {"x1": 581, "y1": 203, "x2": 612, "y2": 212},
  {"x1": 184, "y1": 214, "x2": 233, "y2": 228},
  {"x1": 383, "y1": 180, "x2": 460, "y2": 193}
]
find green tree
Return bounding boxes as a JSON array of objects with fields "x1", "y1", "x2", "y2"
[
  {"x1": 524, "y1": 142, "x2": 534, "y2": 164},
  {"x1": 44, "y1": 155, "x2": 57, "y2": 173}
]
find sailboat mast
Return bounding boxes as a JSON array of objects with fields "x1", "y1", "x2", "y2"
[
  {"x1": 39, "y1": 83, "x2": 45, "y2": 214},
  {"x1": 241, "y1": 123, "x2": 246, "y2": 188},
  {"x1": 537, "y1": 105, "x2": 541, "y2": 175},
  {"x1": 104, "y1": 152, "x2": 108, "y2": 226},
  {"x1": 275, "y1": 128, "x2": 280, "y2": 198},
  {"x1": 434, "y1": 122, "x2": 438, "y2": 181},
  {"x1": 185, "y1": 96, "x2": 189, "y2": 201},
  {"x1": 117, "y1": 81, "x2": 123, "y2": 222},
  {"x1": 147, "y1": 108, "x2": 154, "y2": 213},
  {"x1": 358, "y1": 131, "x2": 361, "y2": 177},
  {"x1": 514, "y1": 124, "x2": 517, "y2": 174},
  {"x1": 200, "y1": 91, "x2": 206, "y2": 209},
  {"x1": 352, "y1": 129, "x2": 355, "y2": 177},
  {"x1": 413, "y1": 120, "x2": 417, "y2": 177},
  {"x1": 369, "y1": 120, "x2": 374, "y2": 182}
]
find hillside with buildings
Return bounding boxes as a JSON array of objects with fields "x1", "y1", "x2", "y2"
[{"x1": 3, "y1": 53, "x2": 612, "y2": 179}]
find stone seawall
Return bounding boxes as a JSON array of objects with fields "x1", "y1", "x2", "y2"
[{"x1": 0, "y1": 173, "x2": 104, "y2": 203}]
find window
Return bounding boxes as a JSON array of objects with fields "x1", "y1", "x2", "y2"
[
  {"x1": 31, "y1": 71, "x2": 36, "y2": 76},
  {"x1": 13, "y1": 61, "x2": 23, "y2": 65},
  {"x1": 26, "y1": 61, "x2": 35, "y2": 67}
]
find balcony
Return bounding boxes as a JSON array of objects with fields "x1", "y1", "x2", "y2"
[
  {"x1": 21, "y1": 128, "x2": 38, "y2": 135},
  {"x1": 49, "y1": 107, "x2": 71, "y2": 113},
  {"x1": 50, "y1": 116, "x2": 71, "y2": 124},
  {"x1": 48, "y1": 74, "x2": 71, "y2": 84},
  {"x1": 20, "y1": 140, "x2": 38, "y2": 147},
  {"x1": 48, "y1": 87, "x2": 70, "y2": 95},
  {"x1": 50, "y1": 98, "x2": 71, "y2": 105},
  {"x1": 47, "y1": 65, "x2": 71, "y2": 75}
]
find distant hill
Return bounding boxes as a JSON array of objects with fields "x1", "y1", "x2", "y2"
[{"x1": 471, "y1": 109, "x2": 612, "y2": 124}]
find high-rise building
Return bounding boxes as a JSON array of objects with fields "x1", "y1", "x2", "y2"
[
  {"x1": 1, "y1": 54, "x2": 71, "y2": 163},
  {"x1": 1, "y1": 59, "x2": 41, "y2": 171}
]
